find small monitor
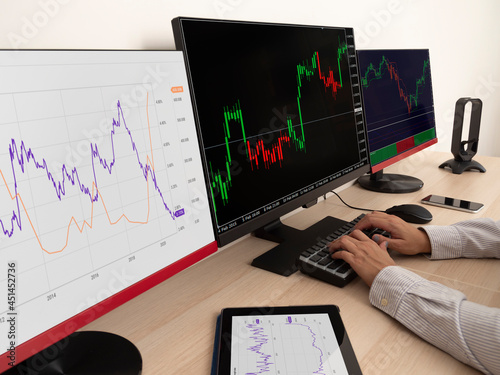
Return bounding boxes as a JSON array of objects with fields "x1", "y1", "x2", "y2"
[
  {"x1": 356, "y1": 49, "x2": 438, "y2": 193},
  {"x1": 173, "y1": 17, "x2": 370, "y2": 275},
  {"x1": 0, "y1": 50, "x2": 216, "y2": 373}
]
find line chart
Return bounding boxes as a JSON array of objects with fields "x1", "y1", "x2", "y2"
[
  {"x1": 245, "y1": 320, "x2": 274, "y2": 373},
  {"x1": 1, "y1": 93, "x2": 181, "y2": 254},
  {"x1": 285, "y1": 316, "x2": 327, "y2": 375},
  {"x1": 231, "y1": 313, "x2": 349, "y2": 375},
  {"x1": 0, "y1": 51, "x2": 214, "y2": 352}
]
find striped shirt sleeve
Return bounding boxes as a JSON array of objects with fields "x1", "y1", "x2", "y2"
[
  {"x1": 369, "y1": 266, "x2": 500, "y2": 374},
  {"x1": 421, "y1": 218, "x2": 500, "y2": 260}
]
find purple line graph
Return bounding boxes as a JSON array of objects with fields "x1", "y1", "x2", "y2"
[
  {"x1": 286, "y1": 316, "x2": 326, "y2": 375},
  {"x1": 233, "y1": 314, "x2": 343, "y2": 375},
  {"x1": 0, "y1": 52, "x2": 215, "y2": 369},
  {"x1": 245, "y1": 321, "x2": 274, "y2": 374},
  {"x1": 1, "y1": 95, "x2": 183, "y2": 253}
]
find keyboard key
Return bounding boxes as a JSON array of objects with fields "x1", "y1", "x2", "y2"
[
  {"x1": 336, "y1": 262, "x2": 351, "y2": 275},
  {"x1": 303, "y1": 248, "x2": 316, "y2": 255},
  {"x1": 309, "y1": 254, "x2": 322, "y2": 263},
  {"x1": 318, "y1": 249, "x2": 329, "y2": 257},
  {"x1": 326, "y1": 259, "x2": 344, "y2": 270},
  {"x1": 318, "y1": 256, "x2": 333, "y2": 266}
]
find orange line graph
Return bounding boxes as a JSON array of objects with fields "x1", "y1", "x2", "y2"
[{"x1": 0, "y1": 93, "x2": 158, "y2": 255}]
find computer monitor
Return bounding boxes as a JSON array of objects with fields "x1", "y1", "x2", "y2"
[
  {"x1": 0, "y1": 50, "x2": 216, "y2": 373},
  {"x1": 172, "y1": 17, "x2": 370, "y2": 276},
  {"x1": 356, "y1": 49, "x2": 438, "y2": 193}
]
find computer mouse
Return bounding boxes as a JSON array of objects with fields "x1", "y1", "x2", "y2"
[{"x1": 385, "y1": 204, "x2": 433, "y2": 224}]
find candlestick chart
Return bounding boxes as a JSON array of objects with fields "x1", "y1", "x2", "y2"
[
  {"x1": 201, "y1": 39, "x2": 362, "y2": 226},
  {"x1": 357, "y1": 49, "x2": 436, "y2": 169},
  {"x1": 360, "y1": 55, "x2": 430, "y2": 114}
]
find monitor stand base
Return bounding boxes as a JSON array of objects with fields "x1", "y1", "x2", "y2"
[
  {"x1": 251, "y1": 216, "x2": 347, "y2": 276},
  {"x1": 6, "y1": 331, "x2": 142, "y2": 375},
  {"x1": 358, "y1": 170, "x2": 423, "y2": 193}
]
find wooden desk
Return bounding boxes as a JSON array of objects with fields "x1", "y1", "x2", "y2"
[{"x1": 84, "y1": 150, "x2": 500, "y2": 374}]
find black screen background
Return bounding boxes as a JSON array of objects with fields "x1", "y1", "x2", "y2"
[
  {"x1": 357, "y1": 49, "x2": 436, "y2": 156},
  {"x1": 179, "y1": 19, "x2": 366, "y2": 230}
]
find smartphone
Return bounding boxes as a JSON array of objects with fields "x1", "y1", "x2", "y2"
[{"x1": 421, "y1": 194, "x2": 484, "y2": 213}]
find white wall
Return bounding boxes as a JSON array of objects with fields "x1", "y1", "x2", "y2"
[{"x1": 1, "y1": 0, "x2": 499, "y2": 156}]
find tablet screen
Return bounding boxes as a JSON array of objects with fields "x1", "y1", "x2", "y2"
[
  {"x1": 231, "y1": 313, "x2": 348, "y2": 374},
  {"x1": 217, "y1": 305, "x2": 361, "y2": 374}
]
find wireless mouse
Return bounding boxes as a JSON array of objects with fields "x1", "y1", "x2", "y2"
[{"x1": 385, "y1": 204, "x2": 433, "y2": 224}]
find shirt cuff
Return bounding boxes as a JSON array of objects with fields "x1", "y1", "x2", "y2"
[
  {"x1": 369, "y1": 266, "x2": 427, "y2": 317},
  {"x1": 420, "y1": 225, "x2": 463, "y2": 259}
]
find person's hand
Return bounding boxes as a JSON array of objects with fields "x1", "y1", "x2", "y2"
[
  {"x1": 328, "y1": 229, "x2": 395, "y2": 287},
  {"x1": 354, "y1": 211, "x2": 432, "y2": 256}
]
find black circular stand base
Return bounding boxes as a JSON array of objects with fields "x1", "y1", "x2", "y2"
[
  {"x1": 6, "y1": 331, "x2": 142, "y2": 375},
  {"x1": 358, "y1": 173, "x2": 423, "y2": 193}
]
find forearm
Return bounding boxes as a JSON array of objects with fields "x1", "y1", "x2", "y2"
[
  {"x1": 369, "y1": 266, "x2": 500, "y2": 374},
  {"x1": 421, "y1": 218, "x2": 500, "y2": 259}
]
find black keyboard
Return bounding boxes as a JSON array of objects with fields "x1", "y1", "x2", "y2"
[{"x1": 298, "y1": 214, "x2": 390, "y2": 287}]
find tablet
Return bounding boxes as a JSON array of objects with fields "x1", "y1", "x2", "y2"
[{"x1": 216, "y1": 305, "x2": 362, "y2": 374}]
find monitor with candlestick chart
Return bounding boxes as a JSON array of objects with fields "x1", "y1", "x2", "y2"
[
  {"x1": 173, "y1": 17, "x2": 370, "y2": 275},
  {"x1": 356, "y1": 48, "x2": 438, "y2": 193}
]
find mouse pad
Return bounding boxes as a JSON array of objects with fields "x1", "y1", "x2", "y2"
[{"x1": 213, "y1": 305, "x2": 362, "y2": 374}]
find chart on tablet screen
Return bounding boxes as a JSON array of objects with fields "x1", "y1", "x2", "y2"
[{"x1": 231, "y1": 313, "x2": 349, "y2": 375}]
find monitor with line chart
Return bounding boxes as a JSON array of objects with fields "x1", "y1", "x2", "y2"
[
  {"x1": 173, "y1": 18, "x2": 370, "y2": 276},
  {"x1": 0, "y1": 50, "x2": 216, "y2": 373},
  {"x1": 356, "y1": 49, "x2": 438, "y2": 193}
]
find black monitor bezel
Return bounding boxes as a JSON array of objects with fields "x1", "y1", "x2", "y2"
[{"x1": 172, "y1": 17, "x2": 370, "y2": 247}]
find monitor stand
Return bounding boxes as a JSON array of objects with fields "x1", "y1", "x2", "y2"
[
  {"x1": 357, "y1": 169, "x2": 423, "y2": 193},
  {"x1": 6, "y1": 331, "x2": 142, "y2": 375},
  {"x1": 251, "y1": 216, "x2": 348, "y2": 276}
]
